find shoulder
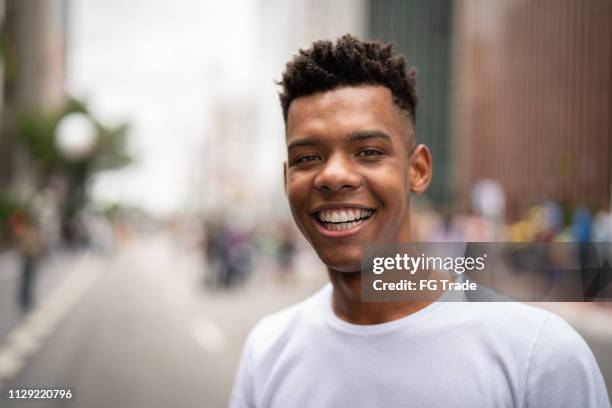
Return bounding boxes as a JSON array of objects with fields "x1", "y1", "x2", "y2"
[
  {"x1": 468, "y1": 302, "x2": 594, "y2": 361},
  {"x1": 443, "y1": 301, "x2": 552, "y2": 340},
  {"x1": 442, "y1": 302, "x2": 609, "y2": 406},
  {"x1": 447, "y1": 302, "x2": 592, "y2": 361},
  {"x1": 533, "y1": 311, "x2": 592, "y2": 358},
  {"x1": 524, "y1": 308, "x2": 610, "y2": 407},
  {"x1": 527, "y1": 310, "x2": 603, "y2": 382}
]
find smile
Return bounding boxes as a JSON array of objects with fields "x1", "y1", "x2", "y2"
[{"x1": 312, "y1": 207, "x2": 375, "y2": 237}]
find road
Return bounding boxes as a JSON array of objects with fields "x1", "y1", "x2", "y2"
[
  {"x1": 0, "y1": 235, "x2": 324, "y2": 408},
  {"x1": 0, "y1": 234, "x2": 610, "y2": 407},
  {"x1": 0, "y1": 251, "x2": 75, "y2": 341}
]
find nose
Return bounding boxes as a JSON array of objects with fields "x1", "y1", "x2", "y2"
[{"x1": 313, "y1": 152, "x2": 361, "y2": 193}]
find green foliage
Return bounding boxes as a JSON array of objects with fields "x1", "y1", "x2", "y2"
[
  {"x1": 14, "y1": 97, "x2": 133, "y2": 221},
  {"x1": 15, "y1": 97, "x2": 132, "y2": 178},
  {"x1": 102, "y1": 202, "x2": 122, "y2": 221},
  {"x1": 0, "y1": 193, "x2": 28, "y2": 241},
  {"x1": 91, "y1": 122, "x2": 132, "y2": 171},
  {"x1": 16, "y1": 109, "x2": 65, "y2": 173},
  {"x1": 0, "y1": 193, "x2": 24, "y2": 222}
]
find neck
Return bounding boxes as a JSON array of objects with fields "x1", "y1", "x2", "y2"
[{"x1": 327, "y1": 268, "x2": 434, "y2": 325}]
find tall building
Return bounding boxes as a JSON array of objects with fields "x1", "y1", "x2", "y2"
[
  {"x1": 0, "y1": 0, "x2": 5, "y2": 130},
  {"x1": 454, "y1": 0, "x2": 612, "y2": 218},
  {"x1": 201, "y1": 96, "x2": 255, "y2": 214},
  {"x1": 0, "y1": 0, "x2": 68, "y2": 193},
  {"x1": 368, "y1": 0, "x2": 455, "y2": 207},
  {"x1": 368, "y1": 0, "x2": 612, "y2": 219}
]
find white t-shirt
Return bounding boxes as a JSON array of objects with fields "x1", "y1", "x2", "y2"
[{"x1": 230, "y1": 284, "x2": 610, "y2": 407}]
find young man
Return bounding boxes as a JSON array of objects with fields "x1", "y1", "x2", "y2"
[{"x1": 230, "y1": 35, "x2": 610, "y2": 407}]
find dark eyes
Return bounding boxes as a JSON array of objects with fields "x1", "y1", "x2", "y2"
[
  {"x1": 292, "y1": 149, "x2": 384, "y2": 166},
  {"x1": 294, "y1": 154, "x2": 320, "y2": 164},
  {"x1": 357, "y1": 148, "x2": 383, "y2": 157}
]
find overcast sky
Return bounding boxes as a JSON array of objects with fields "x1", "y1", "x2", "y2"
[{"x1": 68, "y1": 0, "x2": 257, "y2": 215}]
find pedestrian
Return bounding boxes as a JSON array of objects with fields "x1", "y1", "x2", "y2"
[
  {"x1": 10, "y1": 209, "x2": 43, "y2": 313},
  {"x1": 275, "y1": 221, "x2": 297, "y2": 284},
  {"x1": 229, "y1": 35, "x2": 609, "y2": 407}
]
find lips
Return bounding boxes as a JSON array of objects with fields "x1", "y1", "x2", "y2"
[{"x1": 311, "y1": 206, "x2": 376, "y2": 237}]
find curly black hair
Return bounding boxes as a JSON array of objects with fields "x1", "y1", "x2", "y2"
[{"x1": 279, "y1": 34, "x2": 418, "y2": 124}]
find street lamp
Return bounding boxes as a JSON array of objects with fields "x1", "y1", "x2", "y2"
[
  {"x1": 54, "y1": 113, "x2": 98, "y2": 160},
  {"x1": 54, "y1": 112, "x2": 98, "y2": 247}
]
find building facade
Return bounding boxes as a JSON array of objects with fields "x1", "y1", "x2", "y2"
[
  {"x1": 369, "y1": 0, "x2": 455, "y2": 207},
  {"x1": 368, "y1": 0, "x2": 612, "y2": 219},
  {"x1": 454, "y1": 0, "x2": 612, "y2": 218},
  {"x1": 1, "y1": 0, "x2": 68, "y2": 193}
]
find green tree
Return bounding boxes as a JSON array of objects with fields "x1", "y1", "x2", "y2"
[{"x1": 16, "y1": 98, "x2": 132, "y2": 243}]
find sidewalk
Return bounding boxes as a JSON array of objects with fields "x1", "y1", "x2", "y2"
[
  {"x1": 0, "y1": 251, "x2": 21, "y2": 342},
  {"x1": 0, "y1": 251, "x2": 18, "y2": 282},
  {"x1": 0, "y1": 250, "x2": 83, "y2": 341}
]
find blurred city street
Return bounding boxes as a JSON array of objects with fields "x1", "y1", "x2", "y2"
[
  {"x1": 0, "y1": 0, "x2": 611, "y2": 406},
  {"x1": 0, "y1": 233, "x2": 611, "y2": 407},
  {"x1": 0, "y1": 233, "x2": 325, "y2": 408}
]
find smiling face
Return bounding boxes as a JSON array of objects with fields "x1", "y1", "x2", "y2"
[{"x1": 284, "y1": 85, "x2": 432, "y2": 273}]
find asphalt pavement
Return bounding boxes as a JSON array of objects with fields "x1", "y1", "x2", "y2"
[
  {"x1": 0, "y1": 235, "x2": 324, "y2": 408},
  {"x1": 0, "y1": 235, "x2": 610, "y2": 407}
]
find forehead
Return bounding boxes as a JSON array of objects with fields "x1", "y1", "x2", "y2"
[{"x1": 286, "y1": 85, "x2": 408, "y2": 139}]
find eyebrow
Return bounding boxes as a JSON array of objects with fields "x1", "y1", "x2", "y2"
[
  {"x1": 287, "y1": 130, "x2": 392, "y2": 151},
  {"x1": 287, "y1": 137, "x2": 318, "y2": 151},
  {"x1": 348, "y1": 130, "x2": 392, "y2": 143}
]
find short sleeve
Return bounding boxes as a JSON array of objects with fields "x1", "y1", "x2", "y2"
[
  {"x1": 524, "y1": 313, "x2": 610, "y2": 408},
  {"x1": 229, "y1": 332, "x2": 256, "y2": 408}
]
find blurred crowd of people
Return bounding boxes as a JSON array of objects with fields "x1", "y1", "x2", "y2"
[
  {"x1": 191, "y1": 195, "x2": 612, "y2": 295},
  {"x1": 413, "y1": 201, "x2": 612, "y2": 245},
  {"x1": 199, "y1": 216, "x2": 298, "y2": 289},
  {"x1": 412, "y1": 199, "x2": 612, "y2": 305}
]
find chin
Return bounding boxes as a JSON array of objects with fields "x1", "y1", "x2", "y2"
[{"x1": 317, "y1": 249, "x2": 363, "y2": 273}]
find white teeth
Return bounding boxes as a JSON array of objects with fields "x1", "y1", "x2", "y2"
[
  {"x1": 318, "y1": 208, "x2": 374, "y2": 223},
  {"x1": 322, "y1": 218, "x2": 367, "y2": 231},
  {"x1": 346, "y1": 209, "x2": 355, "y2": 221}
]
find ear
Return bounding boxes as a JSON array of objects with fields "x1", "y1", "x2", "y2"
[
  {"x1": 283, "y1": 161, "x2": 288, "y2": 196},
  {"x1": 409, "y1": 144, "x2": 432, "y2": 194}
]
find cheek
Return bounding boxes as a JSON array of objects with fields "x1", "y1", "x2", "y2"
[
  {"x1": 286, "y1": 178, "x2": 313, "y2": 241},
  {"x1": 286, "y1": 174, "x2": 310, "y2": 212},
  {"x1": 365, "y1": 166, "x2": 408, "y2": 207}
]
